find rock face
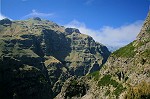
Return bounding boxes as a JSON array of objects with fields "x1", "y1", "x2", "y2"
[
  {"x1": 62, "y1": 11, "x2": 150, "y2": 99},
  {"x1": 0, "y1": 18, "x2": 110, "y2": 98},
  {"x1": 0, "y1": 18, "x2": 12, "y2": 26},
  {"x1": 0, "y1": 57, "x2": 53, "y2": 99},
  {"x1": 56, "y1": 77, "x2": 89, "y2": 99}
]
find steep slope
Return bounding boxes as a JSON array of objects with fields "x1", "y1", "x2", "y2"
[
  {"x1": 0, "y1": 17, "x2": 110, "y2": 98},
  {"x1": 97, "y1": 11, "x2": 150, "y2": 99},
  {"x1": 104, "y1": 11, "x2": 150, "y2": 85},
  {"x1": 57, "y1": 11, "x2": 150, "y2": 99}
]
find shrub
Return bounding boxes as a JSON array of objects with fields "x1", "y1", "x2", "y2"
[
  {"x1": 71, "y1": 80, "x2": 78, "y2": 86},
  {"x1": 125, "y1": 81, "x2": 150, "y2": 99}
]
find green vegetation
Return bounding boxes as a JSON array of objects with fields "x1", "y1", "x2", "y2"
[
  {"x1": 112, "y1": 42, "x2": 135, "y2": 58},
  {"x1": 98, "y1": 75, "x2": 111, "y2": 86},
  {"x1": 114, "y1": 84, "x2": 126, "y2": 96},
  {"x1": 98, "y1": 75, "x2": 126, "y2": 97},
  {"x1": 137, "y1": 39, "x2": 150, "y2": 47},
  {"x1": 142, "y1": 49, "x2": 150, "y2": 58},
  {"x1": 146, "y1": 28, "x2": 150, "y2": 33},
  {"x1": 71, "y1": 80, "x2": 78, "y2": 86},
  {"x1": 140, "y1": 49, "x2": 150, "y2": 64},
  {"x1": 88, "y1": 71, "x2": 100, "y2": 81},
  {"x1": 125, "y1": 81, "x2": 150, "y2": 99},
  {"x1": 98, "y1": 75, "x2": 118, "y2": 87},
  {"x1": 137, "y1": 41, "x2": 145, "y2": 47},
  {"x1": 105, "y1": 90, "x2": 110, "y2": 96}
]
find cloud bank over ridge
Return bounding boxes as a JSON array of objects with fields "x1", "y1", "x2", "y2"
[
  {"x1": 0, "y1": 13, "x2": 6, "y2": 20},
  {"x1": 65, "y1": 20, "x2": 143, "y2": 48}
]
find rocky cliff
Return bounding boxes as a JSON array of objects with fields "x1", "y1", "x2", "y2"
[
  {"x1": 57, "y1": 11, "x2": 150, "y2": 99},
  {"x1": 0, "y1": 17, "x2": 110, "y2": 99}
]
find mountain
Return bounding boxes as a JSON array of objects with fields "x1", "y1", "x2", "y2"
[
  {"x1": 0, "y1": 17, "x2": 110, "y2": 99},
  {"x1": 57, "y1": 11, "x2": 150, "y2": 99}
]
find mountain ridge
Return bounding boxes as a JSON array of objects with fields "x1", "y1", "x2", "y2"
[
  {"x1": 0, "y1": 17, "x2": 110, "y2": 99},
  {"x1": 57, "y1": 11, "x2": 150, "y2": 99}
]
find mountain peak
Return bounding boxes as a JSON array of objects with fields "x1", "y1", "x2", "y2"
[
  {"x1": 32, "y1": 17, "x2": 42, "y2": 21},
  {"x1": 0, "y1": 18, "x2": 12, "y2": 25},
  {"x1": 27, "y1": 17, "x2": 42, "y2": 21},
  {"x1": 0, "y1": 18, "x2": 110, "y2": 98},
  {"x1": 65, "y1": 28, "x2": 80, "y2": 34}
]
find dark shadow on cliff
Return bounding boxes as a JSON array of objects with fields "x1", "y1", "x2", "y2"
[{"x1": 0, "y1": 56, "x2": 53, "y2": 99}]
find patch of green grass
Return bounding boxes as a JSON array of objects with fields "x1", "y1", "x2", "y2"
[
  {"x1": 142, "y1": 49, "x2": 150, "y2": 58},
  {"x1": 98, "y1": 75, "x2": 118, "y2": 87},
  {"x1": 98, "y1": 75, "x2": 126, "y2": 97},
  {"x1": 98, "y1": 75, "x2": 111, "y2": 86},
  {"x1": 71, "y1": 80, "x2": 78, "y2": 86},
  {"x1": 112, "y1": 42, "x2": 135, "y2": 58},
  {"x1": 114, "y1": 84, "x2": 126, "y2": 97},
  {"x1": 88, "y1": 71, "x2": 99, "y2": 81},
  {"x1": 105, "y1": 90, "x2": 110, "y2": 96},
  {"x1": 137, "y1": 41, "x2": 145, "y2": 47}
]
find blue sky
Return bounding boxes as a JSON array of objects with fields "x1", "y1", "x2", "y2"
[{"x1": 0, "y1": 0, "x2": 149, "y2": 48}]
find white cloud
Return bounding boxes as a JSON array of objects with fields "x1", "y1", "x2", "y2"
[
  {"x1": 0, "y1": 13, "x2": 13, "y2": 20},
  {"x1": 22, "y1": 9, "x2": 54, "y2": 19},
  {"x1": 0, "y1": 13, "x2": 6, "y2": 20},
  {"x1": 65, "y1": 20, "x2": 143, "y2": 48}
]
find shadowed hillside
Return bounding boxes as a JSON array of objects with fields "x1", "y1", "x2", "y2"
[{"x1": 0, "y1": 17, "x2": 110, "y2": 99}]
